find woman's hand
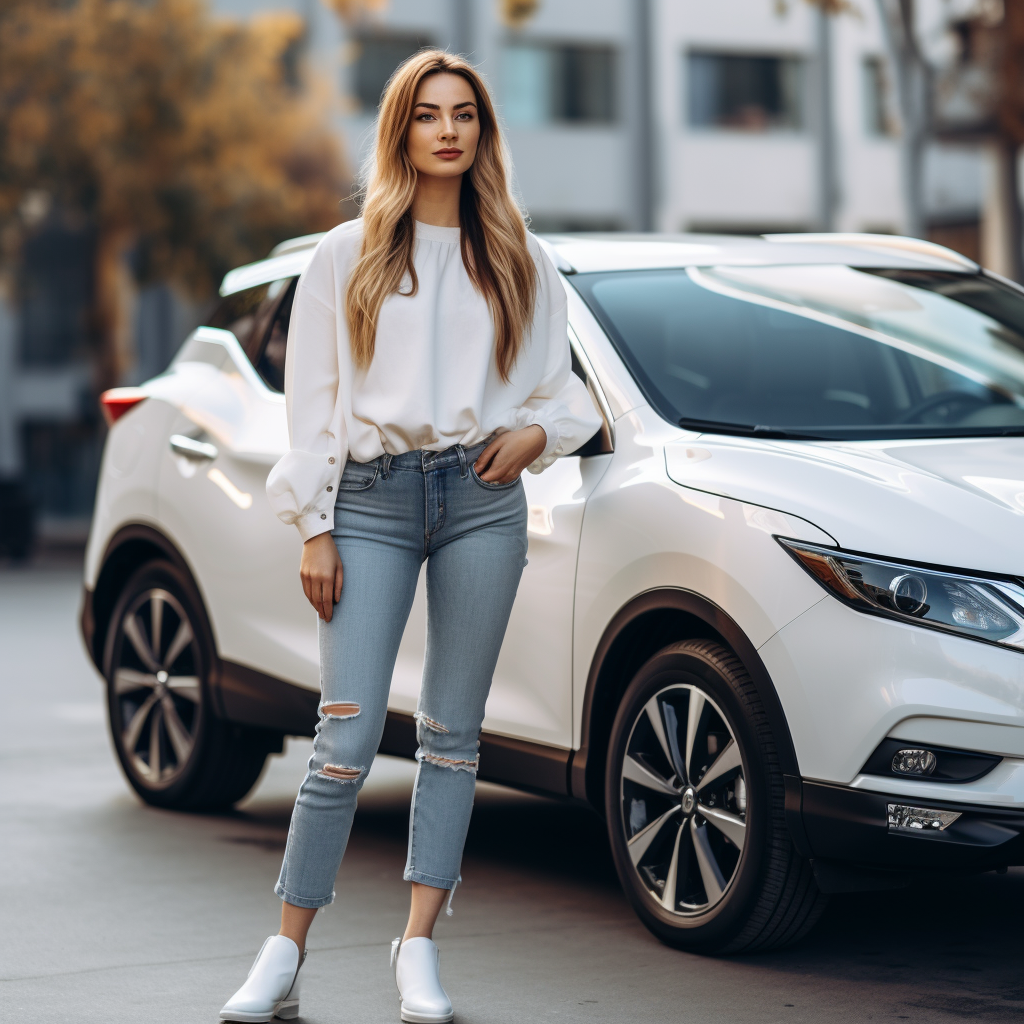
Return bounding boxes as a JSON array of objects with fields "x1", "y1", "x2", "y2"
[
  {"x1": 474, "y1": 424, "x2": 548, "y2": 484},
  {"x1": 300, "y1": 532, "x2": 344, "y2": 621}
]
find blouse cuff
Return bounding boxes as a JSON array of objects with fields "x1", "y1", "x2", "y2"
[
  {"x1": 532, "y1": 414, "x2": 562, "y2": 458},
  {"x1": 296, "y1": 509, "x2": 334, "y2": 543},
  {"x1": 527, "y1": 414, "x2": 564, "y2": 474}
]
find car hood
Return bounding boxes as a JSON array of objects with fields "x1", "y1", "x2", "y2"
[{"x1": 664, "y1": 434, "x2": 1024, "y2": 575}]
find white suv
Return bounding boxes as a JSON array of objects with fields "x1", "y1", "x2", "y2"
[{"x1": 82, "y1": 231, "x2": 1024, "y2": 953}]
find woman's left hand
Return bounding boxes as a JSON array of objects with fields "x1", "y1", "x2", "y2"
[{"x1": 474, "y1": 424, "x2": 548, "y2": 483}]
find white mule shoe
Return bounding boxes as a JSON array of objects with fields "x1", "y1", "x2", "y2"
[
  {"x1": 220, "y1": 935, "x2": 305, "y2": 1022},
  {"x1": 392, "y1": 937, "x2": 454, "y2": 1023}
]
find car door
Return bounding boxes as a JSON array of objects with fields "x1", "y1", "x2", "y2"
[
  {"x1": 389, "y1": 334, "x2": 614, "y2": 749},
  {"x1": 156, "y1": 278, "x2": 320, "y2": 694}
]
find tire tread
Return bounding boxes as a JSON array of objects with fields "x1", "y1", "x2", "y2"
[
  {"x1": 605, "y1": 637, "x2": 827, "y2": 954},
  {"x1": 677, "y1": 640, "x2": 827, "y2": 954}
]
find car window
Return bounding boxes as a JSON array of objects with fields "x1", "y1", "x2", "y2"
[
  {"x1": 573, "y1": 266, "x2": 1024, "y2": 440},
  {"x1": 207, "y1": 284, "x2": 271, "y2": 350},
  {"x1": 253, "y1": 279, "x2": 296, "y2": 393},
  {"x1": 206, "y1": 278, "x2": 295, "y2": 391}
]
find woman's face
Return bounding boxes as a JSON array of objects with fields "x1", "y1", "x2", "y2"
[{"x1": 405, "y1": 72, "x2": 480, "y2": 179}]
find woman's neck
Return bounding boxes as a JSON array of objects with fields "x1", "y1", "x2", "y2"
[{"x1": 410, "y1": 173, "x2": 462, "y2": 228}]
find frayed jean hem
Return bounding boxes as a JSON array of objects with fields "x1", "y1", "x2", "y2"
[
  {"x1": 276, "y1": 884, "x2": 335, "y2": 909},
  {"x1": 404, "y1": 868, "x2": 458, "y2": 889}
]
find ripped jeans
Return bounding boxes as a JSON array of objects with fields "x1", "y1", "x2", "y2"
[{"x1": 274, "y1": 441, "x2": 528, "y2": 909}]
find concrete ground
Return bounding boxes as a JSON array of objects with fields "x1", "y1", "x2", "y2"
[{"x1": 3, "y1": 561, "x2": 1024, "y2": 1023}]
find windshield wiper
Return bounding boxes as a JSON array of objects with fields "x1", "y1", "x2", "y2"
[{"x1": 678, "y1": 416, "x2": 828, "y2": 440}]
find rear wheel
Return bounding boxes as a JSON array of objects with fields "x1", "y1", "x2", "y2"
[
  {"x1": 605, "y1": 639, "x2": 827, "y2": 953},
  {"x1": 104, "y1": 560, "x2": 276, "y2": 810}
]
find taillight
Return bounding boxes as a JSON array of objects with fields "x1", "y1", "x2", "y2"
[{"x1": 100, "y1": 387, "x2": 148, "y2": 427}]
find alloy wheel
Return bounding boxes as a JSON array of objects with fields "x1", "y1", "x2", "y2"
[
  {"x1": 111, "y1": 587, "x2": 202, "y2": 789},
  {"x1": 619, "y1": 683, "x2": 747, "y2": 915}
]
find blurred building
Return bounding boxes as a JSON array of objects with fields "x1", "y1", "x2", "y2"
[
  {"x1": 210, "y1": 0, "x2": 999, "y2": 241},
  {"x1": 0, "y1": 0, "x2": 1010, "y2": 546}
]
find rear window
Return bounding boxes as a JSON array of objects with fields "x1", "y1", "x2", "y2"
[
  {"x1": 572, "y1": 266, "x2": 1024, "y2": 440},
  {"x1": 206, "y1": 278, "x2": 295, "y2": 392},
  {"x1": 207, "y1": 284, "x2": 270, "y2": 350}
]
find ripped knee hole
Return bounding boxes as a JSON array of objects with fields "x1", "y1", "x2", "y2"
[
  {"x1": 417, "y1": 750, "x2": 479, "y2": 773},
  {"x1": 321, "y1": 702, "x2": 360, "y2": 719},
  {"x1": 318, "y1": 764, "x2": 362, "y2": 781},
  {"x1": 413, "y1": 711, "x2": 448, "y2": 734}
]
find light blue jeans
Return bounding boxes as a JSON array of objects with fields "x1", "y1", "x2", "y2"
[{"x1": 275, "y1": 441, "x2": 528, "y2": 909}]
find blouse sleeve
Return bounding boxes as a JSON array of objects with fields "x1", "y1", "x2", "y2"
[
  {"x1": 265, "y1": 236, "x2": 348, "y2": 542},
  {"x1": 513, "y1": 242, "x2": 603, "y2": 473}
]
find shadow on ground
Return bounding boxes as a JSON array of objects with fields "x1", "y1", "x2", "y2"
[{"x1": 226, "y1": 780, "x2": 1024, "y2": 1018}]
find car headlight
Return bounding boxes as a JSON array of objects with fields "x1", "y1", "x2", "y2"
[{"x1": 778, "y1": 539, "x2": 1024, "y2": 650}]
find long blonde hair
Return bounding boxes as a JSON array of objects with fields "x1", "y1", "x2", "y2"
[{"x1": 346, "y1": 50, "x2": 537, "y2": 382}]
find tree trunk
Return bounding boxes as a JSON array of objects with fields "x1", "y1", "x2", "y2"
[
  {"x1": 997, "y1": 0, "x2": 1024, "y2": 282},
  {"x1": 875, "y1": 0, "x2": 930, "y2": 239},
  {"x1": 981, "y1": 139, "x2": 1023, "y2": 280},
  {"x1": 92, "y1": 227, "x2": 137, "y2": 392}
]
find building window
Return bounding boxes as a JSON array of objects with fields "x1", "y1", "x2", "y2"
[
  {"x1": 351, "y1": 33, "x2": 431, "y2": 112},
  {"x1": 687, "y1": 52, "x2": 804, "y2": 131},
  {"x1": 18, "y1": 222, "x2": 94, "y2": 368},
  {"x1": 502, "y1": 43, "x2": 616, "y2": 126},
  {"x1": 862, "y1": 56, "x2": 897, "y2": 136}
]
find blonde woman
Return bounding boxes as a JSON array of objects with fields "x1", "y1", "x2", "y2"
[{"x1": 219, "y1": 50, "x2": 600, "y2": 1024}]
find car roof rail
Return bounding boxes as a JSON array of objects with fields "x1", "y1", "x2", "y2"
[{"x1": 762, "y1": 232, "x2": 979, "y2": 272}]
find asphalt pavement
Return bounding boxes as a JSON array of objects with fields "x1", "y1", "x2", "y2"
[{"x1": 3, "y1": 559, "x2": 1024, "y2": 1023}]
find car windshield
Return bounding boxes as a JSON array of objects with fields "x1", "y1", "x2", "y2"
[{"x1": 572, "y1": 265, "x2": 1024, "y2": 440}]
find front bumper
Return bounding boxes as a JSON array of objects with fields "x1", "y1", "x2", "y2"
[
  {"x1": 799, "y1": 780, "x2": 1024, "y2": 877},
  {"x1": 760, "y1": 595, "x2": 1024, "y2": 791}
]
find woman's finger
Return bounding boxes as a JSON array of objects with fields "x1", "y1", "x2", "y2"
[
  {"x1": 475, "y1": 437, "x2": 503, "y2": 474},
  {"x1": 334, "y1": 563, "x2": 344, "y2": 603}
]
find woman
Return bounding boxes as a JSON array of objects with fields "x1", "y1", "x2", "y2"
[{"x1": 220, "y1": 49, "x2": 600, "y2": 1024}]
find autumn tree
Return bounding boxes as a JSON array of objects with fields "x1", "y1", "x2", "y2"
[{"x1": 0, "y1": 0, "x2": 350, "y2": 386}]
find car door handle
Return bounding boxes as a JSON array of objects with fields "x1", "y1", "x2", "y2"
[{"x1": 170, "y1": 434, "x2": 219, "y2": 460}]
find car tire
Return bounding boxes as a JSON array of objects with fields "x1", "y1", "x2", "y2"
[
  {"x1": 103, "y1": 560, "x2": 275, "y2": 810},
  {"x1": 605, "y1": 639, "x2": 828, "y2": 953}
]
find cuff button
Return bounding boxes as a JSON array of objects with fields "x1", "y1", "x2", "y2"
[
  {"x1": 327, "y1": 486, "x2": 333, "y2": 492},
  {"x1": 328, "y1": 457, "x2": 336, "y2": 464},
  {"x1": 320, "y1": 513, "x2": 327, "y2": 519}
]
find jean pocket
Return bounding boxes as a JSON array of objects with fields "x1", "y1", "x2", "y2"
[
  {"x1": 469, "y1": 464, "x2": 520, "y2": 491},
  {"x1": 336, "y1": 461, "x2": 379, "y2": 491}
]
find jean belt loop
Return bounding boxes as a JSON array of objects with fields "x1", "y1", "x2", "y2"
[
  {"x1": 455, "y1": 444, "x2": 468, "y2": 479},
  {"x1": 381, "y1": 453, "x2": 393, "y2": 480}
]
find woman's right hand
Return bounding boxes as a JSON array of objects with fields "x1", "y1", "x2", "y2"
[{"x1": 300, "y1": 532, "x2": 344, "y2": 621}]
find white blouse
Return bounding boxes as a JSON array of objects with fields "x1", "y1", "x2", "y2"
[{"x1": 266, "y1": 219, "x2": 602, "y2": 541}]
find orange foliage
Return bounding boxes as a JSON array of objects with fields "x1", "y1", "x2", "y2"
[{"x1": 0, "y1": 0, "x2": 349, "y2": 297}]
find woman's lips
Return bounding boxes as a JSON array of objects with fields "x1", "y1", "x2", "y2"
[{"x1": 433, "y1": 149, "x2": 463, "y2": 160}]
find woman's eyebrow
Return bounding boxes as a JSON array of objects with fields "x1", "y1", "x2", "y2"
[{"x1": 412, "y1": 101, "x2": 477, "y2": 111}]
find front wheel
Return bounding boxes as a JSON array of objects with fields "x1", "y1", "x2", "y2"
[
  {"x1": 605, "y1": 639, "x2": 827, "y2": 953},
  {"x1": 104, "y1": 560, "x2": 277, "y2": 810}
]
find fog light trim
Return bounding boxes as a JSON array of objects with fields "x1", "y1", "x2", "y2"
[
  {"x1": 887, "y1": 803, "x2": 961, "y2": 832},
  {"x1": 891, "y1": 748, "x2": 937, "y2": 776},
  {"x1": 861, "y1": 737, "x2": 1000, "y2": 784}
]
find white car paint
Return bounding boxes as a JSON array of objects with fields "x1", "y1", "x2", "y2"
[{"x1": 85, "y1": 232, "x2": 1024, "y2": 812}]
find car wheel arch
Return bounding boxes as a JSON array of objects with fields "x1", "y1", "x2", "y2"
[
  {"x1": 86, "y1": 524, "x2": 217, "y2": 676},
  {"x1": 574, "y1": 588, "x2": 801, "y2": 810}
]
